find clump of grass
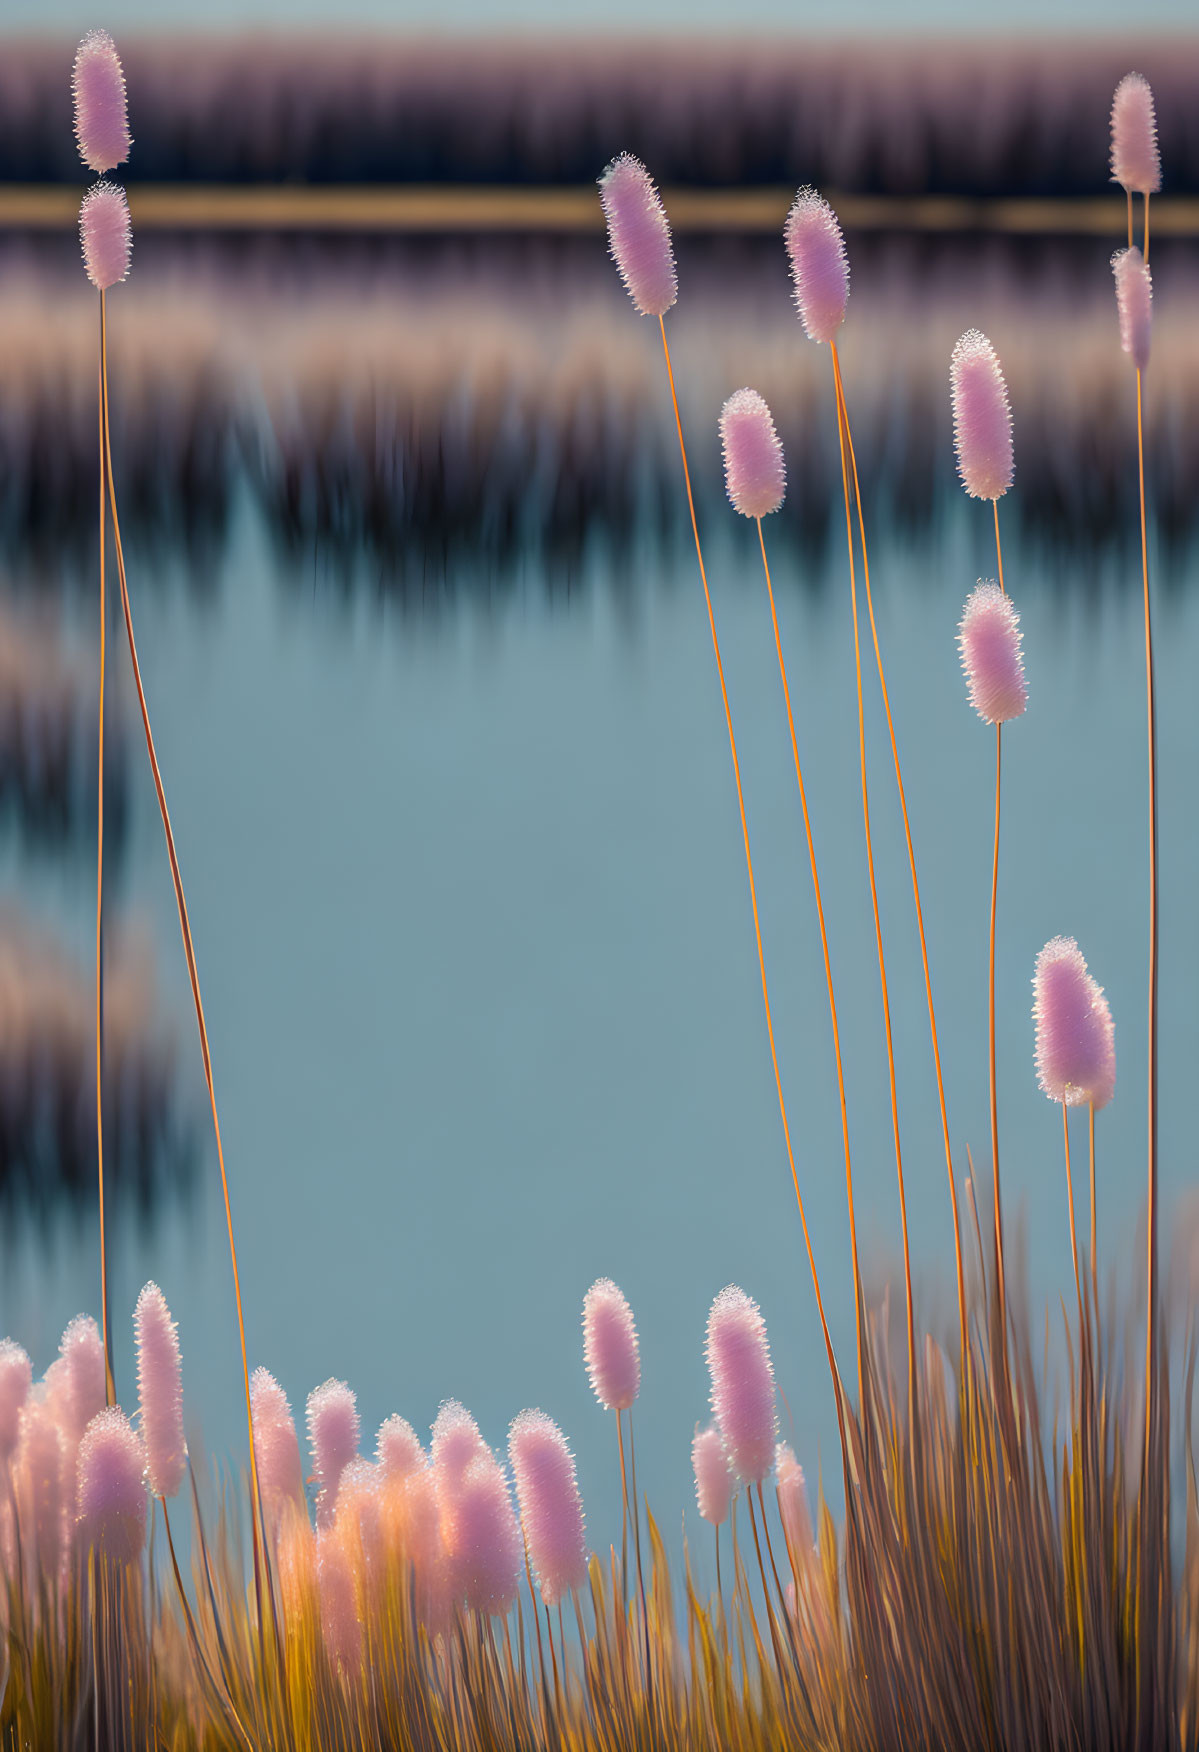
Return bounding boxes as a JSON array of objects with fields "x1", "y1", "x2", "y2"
[{"x1": 0, "y1": 1251, "x2": 1194, "y2": 1748}]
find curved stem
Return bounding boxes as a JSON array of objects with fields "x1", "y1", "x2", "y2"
[
  {"x1": 99, "y1": 349, "x2": 265, "y2": 1615},
  {"x1": 831, "y1": 342, "x2": 966, "y2": 1369},
  {"x1": 756, "y1": 517, "x2": 864, "y2": 1414},
  {"x1": 829, "y1": 347, "x2": 913, "y2": 1436},
  {"x1": 657, "y1": 315, "x2": 847, "y2": 1438}
]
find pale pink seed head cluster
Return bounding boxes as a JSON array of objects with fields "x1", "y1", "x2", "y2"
[
  {"x1": 691, "y1": 1425, "x2": 732, "y2": 1526},
  {"x1": 134, "y1": 1282, "x2": 186, "y2": 1499},
  {"x1": 452, "y1": 1452, "x2": 523, "y2": 1616},
  {"x1": 250, "y1": 1368, "x2": 306, "y2": 1521},
  {"x1": 705, "y1": 1286, "x2": 777, "y2": 1483},
  {"x1": 0, "y1": 1340, "x2": 32, "y2": 1463},
  {"x1": 432, "y1": 1400, "x2": 487, "y2": 1487},
  {"x1": 784, "y1": 188, "x2": 849, "y2": 345},
  {"x1": 1111, "y1": 247, "x2": 1153, "y2": 374},
  {"x1": 54, "y1": 1314, "x2": 107, "y2": 1442},
  {"x1": 951, "y1": 330, "x2": 1014, "y2": 501},
  {"x1": 334, "y1": 1458, "x2": 383, "y2": 1569},
  {"x1": 72, "y1": 30, "x2": 131, "y2": 173},
  {"x1": 376, "y1": 1413, "x2": 424, "y2": 1480},
  {"x1": 958, "y1": 582, "x2": 1027, "y2": 724},
  {"x1": 719, "y1": 389, "x2": 787, "y2": 520},
  {"x1": 775, "y1": 1442, "x2": 815, "y2": 1556},
  {"x1": 80, "y1": 182, "x2": 132, "y2": 292},
  {"x1": 76, "y1": 1407, "x2": 147, "y2": 1564},
  {"x1": 1110, "y1": 73, "x2": 1161, "y2": 194},
  {"x1": 1033, "y1": 937, "x2": 1117, "y2": 1109},
  {"x1": 582, "y1": 1278, "x2": 640, "y2": 1411},
  {"x1": 597, "y1": 153, "x2": 677, "y2": 318},
  {"x1": 14, "y1": 1399, "x2": 68, "y2": 1578},
  {"x1": 508, "y1": 1410, "x2": 587, "y2": 1605},
  {"x1": 307, "y1": 1380, "x2": 359, "y2": 1526}
]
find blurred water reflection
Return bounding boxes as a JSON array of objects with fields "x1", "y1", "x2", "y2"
[
  {"x1": 0, "y1": 224, "x2": 1195, "y2": 1559},
  {"x1": 1, "y1": 232, "x2": 1196, "y2": 599}
]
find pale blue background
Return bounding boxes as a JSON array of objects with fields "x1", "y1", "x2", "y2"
[{"x1": 7, "y1": 0, "x2": 1198, "y2": 33}]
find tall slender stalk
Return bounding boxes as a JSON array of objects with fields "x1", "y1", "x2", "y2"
[
  {"x1": 830, "y1": 343, "x2": 967, "y2": 1371},
  {"x1": 828, "y1": 345, "x2": 916, "y2": 1435},
  {"x1": 95, "y1": 288, "x2": 114, "y2": 1410},
  {"x1": 754, "y1": 517, "x2": 863, "y2": 1425},
  {"x1": 97, "y1": 313, "x2": 265, "y2": 1613},
  {"x1": 656, "y1": 315, "x2": 847, "y2": 1437}
]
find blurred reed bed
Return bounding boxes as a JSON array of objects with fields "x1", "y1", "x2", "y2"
[
  {"x1": 0, "y1": 910, "x2": 189, "y2": 1234},
  {"x1": 0, "y1": 233, "x2": 1197, "y2": 594},
  {"x1": 0, "y1": 595, "x2": 128, "y2": 854},
  {"x1": 0, "y1": 265, "x2": 232, "y2": 580},
  {"x1": 1, "y1": 34, "x2": 1197, "y2": 195}
]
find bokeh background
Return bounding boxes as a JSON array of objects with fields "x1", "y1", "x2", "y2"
[{"x1": 2, "y1": 0, "x2": 1197, "y2": 1573}]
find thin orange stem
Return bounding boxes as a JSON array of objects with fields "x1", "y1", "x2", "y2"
[
  {"x1": 829, "y1": 348, "x2": 913, "y2": 1431},
  {"x1": 657, "y1": 315, "x2": 847, "y2": 1433},
  {"x1": 1143, "y1": 191, "x2": 1151, "y2": 264},
  {"x1": 615, "y1": 1411, "x2": 629, "y2": 1605},
  {"x1": 988, "y1": 505, "x2": 1011, "y2": 1372},
  {"x1": 1062, "y1": 1104, "x2": 1084, "y2": 1331},
  {"x1": 992, "y1": 499, "x2": 1006, "y2": 595},
  {"x1": 831, "y1": 342, "x2": 967, "y2": 1368},
  {"x1": 96, "y1": 288, "x2": 114, "y2": 1410},
  {"x1": 1089, "y1": 1102, "x2": 1098, "y2": 1330},
  {"x1": 755, "y1": 516, "x2": 861, "y2": 1394},
  {"x1": 1136, "y1": 362, "x2": 1158, "y2": 1477},
  {"x1": 99, "y1": 338, "x2": 265, "y2": 1613},
  {"x1": 988, "y1": 723, "x2": 1006, "y2": 1351}
]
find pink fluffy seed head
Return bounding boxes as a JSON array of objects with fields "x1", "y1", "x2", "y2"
[
  {"x1": 1110, "y1": 73, "x2": 1161, "y2": 195},
  {"x1": 775, "y1": 1443, "x2": 814, "y2": 1556},
  {"x1": 307, "y1": 1380, "x2": 359, "y2": 1525},
  {"x1": 951, "y1": 330, "x2": 1014, "y2": 501},
  {"x1": 0, "y1": 1341, "x2": 32, "y2": 1464},
  {"x1": 1112, "y1": 248, "x2": 1152, "y2": 373},
  {"x1": 1033, "y1": 937, "x2": 1117, "y2": 1110},
  {"x1": 598, "y1": 153, "x2": 677, "y2": 318},
  {"x1": 377, "y1": 1413, "x2": 424, "y2": 1480},
  {"x1": 134, "y1": 1282, "x2": 186, "y2": 1499},
  {"x1": 15, "y1": 1401, "x2": 68, "y2": 1578},
  {"x1": 56, "y1": 1314, "x2": 106, "y2": 1442},
  {"x1": 508, "y1": 1410, "x2": 588, "y2": 1606},
  {"x1": 335, "y1": 1458, "x2": 383, "y2": 1561},
  {"x1": 72, "y1": 31, "x2": 131, "y2": 173},
  {"x1": 79, "y1": 182, "x2": 132, "y2": 292},
  {"x1": 784, "y1": 188, "x2": 849, "y2": 345},
  {"x1": 958, "y1": 582, "x2": 1027, "y2": 724},
  {"x1": 250, "y1": 1369, "x2": 305, "y2": 1521},
  {"x1": 582, "y1": 1278, "x2": 640, "y2": 1411},
  {"x1": 719, "y1": 389, "x2": 787, "y2": 520},
  {"x1": 453, "y1": 1454, "x2": 523, "y2": 1616},
  {"x1": 432, "y1": 1400, "x2": 487, "y2": 1486},
  {"x1": 705, "y1": 1286, "x2": 777, "y2": 1483},
  {"x1": 691, "y1": 1426, "x2": 732, "y2": 1527},
  {"x1": 76, "y1": 1407, "x2": 146, "y2": 1564}
]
